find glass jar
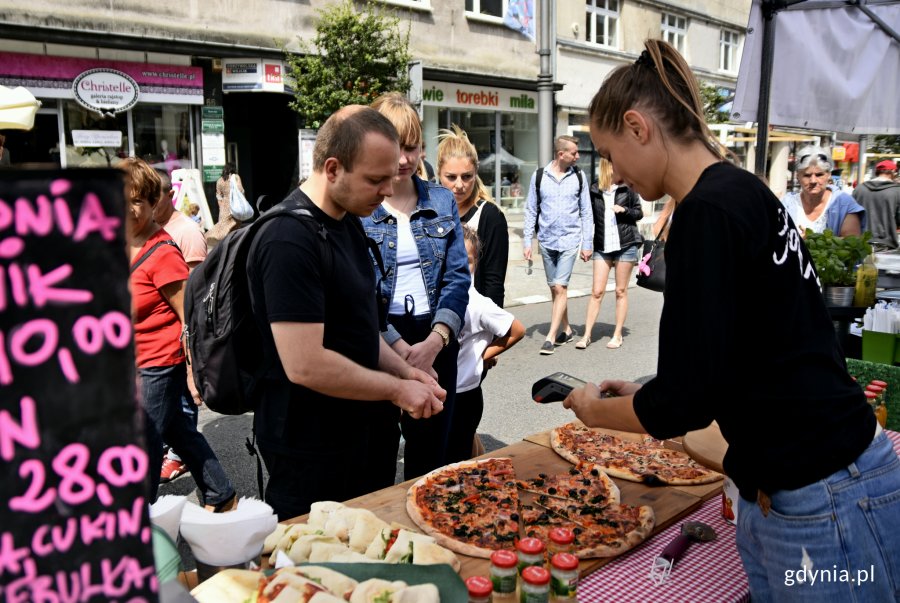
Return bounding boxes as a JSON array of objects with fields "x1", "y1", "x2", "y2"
[
  {"x1": 467, "y1": 575, "x2": 493, "y2": 603},
  {"x1": 865, "y1": 383, "x2": 884, "y2": 405},
  {"x1": 519, "y1": 565, "x2": 550, "y2": 603},
  {"x1": 547, "y1": 528, "x2": 574, "y2": 556},
  {"x1": 490, "y1": 549, "x2": 518, "y2": 597},
  {"x1": 516, "y1": 538, "x2": 545, "y2": 574},
  {"x1": 550, "y1": 553, "x2": 579, "y2": 600}
]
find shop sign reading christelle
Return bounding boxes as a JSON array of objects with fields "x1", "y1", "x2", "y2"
[{"x1": 72, "y1": 68, "x2": 140, "y2": 114}]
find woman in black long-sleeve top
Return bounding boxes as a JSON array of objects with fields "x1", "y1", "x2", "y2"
[
  {"x1": 576, "y1": 158, "x2": 642, "y2": 349},
  {"x1": 437, "y1": 125, "x2": 509, "y2": 307}
]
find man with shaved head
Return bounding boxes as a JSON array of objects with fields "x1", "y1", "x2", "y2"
[{"x1": 247, "y1": 106, "x2": 446, "y2": 519}]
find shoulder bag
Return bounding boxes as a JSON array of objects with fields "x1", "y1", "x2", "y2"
[
  {"x1": 229, "y1": 174, "x2": 254, "y2": 221},
  {"x1": 636, "y1": 218, "x2": 670, "y2": 293}
]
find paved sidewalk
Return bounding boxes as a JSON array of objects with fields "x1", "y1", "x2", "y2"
[{"x1": 502, "y1": 208, "x2": 635, "y2": 308}]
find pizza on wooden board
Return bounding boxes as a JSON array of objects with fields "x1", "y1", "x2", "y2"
[
  {"x1": 550, "y1": 422, "x2": 723, "y2": 486},
  {"x1": 406, "y1": 458, "x2": 655, "y2": 559}
]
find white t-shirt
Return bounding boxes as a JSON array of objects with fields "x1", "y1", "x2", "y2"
[
  {"x1": 389, "y1": 220, "x2": 430, "y2": 316},
  {"x1": 457, "y1": 285, "x2": 515, "y2": 392}
]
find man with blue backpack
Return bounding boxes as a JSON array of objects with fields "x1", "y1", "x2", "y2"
[{"x1": 245, "y1": 106, "x2": 445, "y2": 519}]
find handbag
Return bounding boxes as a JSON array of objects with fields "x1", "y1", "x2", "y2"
[
  {"x1": 229, "y1": 174, "x2": 254, "y2": 221},
  {"x1": 636, "y1": 219, "x2": 670, "y2": 293}
]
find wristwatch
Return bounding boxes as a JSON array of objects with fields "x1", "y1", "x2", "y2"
[{"x1": 431, "y1": 324, "x2": 451, "y2": 348}]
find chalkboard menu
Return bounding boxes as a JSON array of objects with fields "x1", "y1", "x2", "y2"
[{"x1": 0, "y1": 170, "x2": 158, "y2": 601}]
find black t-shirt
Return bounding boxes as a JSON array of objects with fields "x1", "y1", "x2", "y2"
[
  {"x1": 247, "y1": 191, "x2": 394, "y2": 456},
  {"x1": 633, "y1": 162, "x2": 875, "y2": 500}
]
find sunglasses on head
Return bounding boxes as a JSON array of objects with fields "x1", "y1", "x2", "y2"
[{"x1": 800, "y1": 153, "x2": 829, "y2": 165}]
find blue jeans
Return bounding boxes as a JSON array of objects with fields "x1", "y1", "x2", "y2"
[
  {"x1": 736, "y1": 428, "x2": 900, "y2": 602},
  {"x1": 140, "y1": 363, "x2": 234, "y2": 506},
  {"x1": 541, "y1": 246, "x2": 579, "y2": 286}
]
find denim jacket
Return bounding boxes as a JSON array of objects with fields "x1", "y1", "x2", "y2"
[{"x1": 362, "y1": 175, "x2": 470, "y2": 345}]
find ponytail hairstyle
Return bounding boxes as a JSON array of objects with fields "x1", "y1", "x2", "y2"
[
  {"x1": 437, "y1": 124, "x2": 494, "y2": 204},
  {"x1": 588, "y1": 39, "x2": 728, "y2": 161},
  {"x1": 598, "y1": 157, "x2": 615, "y2": 191}
]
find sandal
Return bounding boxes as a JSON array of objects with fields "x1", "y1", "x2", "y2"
[
  {"x1": 606, "y1": 336, "x2": 623, "y2": 349},
  {"x1": 575, "y1": 337, "x2": 590, "y2": 350}
]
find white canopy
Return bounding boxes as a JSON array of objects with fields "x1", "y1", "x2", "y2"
[{"x1": 732, "y1": 0, "x2": 900, "y2": 135}]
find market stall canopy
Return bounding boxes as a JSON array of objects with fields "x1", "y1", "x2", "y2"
[
  {"x1": 0, "y1": 85, "x2": 41, "y2": 129},
  {"x1": 732, "y1": 0, "x2": 900, "y2": 135},
  {"x1": 479, "y1": 147, "x2": 526, "y2": 169}
]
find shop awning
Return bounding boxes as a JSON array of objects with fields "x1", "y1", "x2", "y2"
[{"x1": 732, "y1": 0, "x2": 900, "y2": 135}]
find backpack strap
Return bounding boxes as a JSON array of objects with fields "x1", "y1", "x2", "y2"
[
  {"x1": 534, "y1": 167, "x2": 544, "y2": 227},
  {"x1": 130, "y1": 239, "x2": 178, "y2": 274}
]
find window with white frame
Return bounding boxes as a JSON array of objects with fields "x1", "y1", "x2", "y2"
[
  {"x1": 466, "y1": 0, "x2": 505, "y2": 19},
  {"x1": 719, "y1": 29, "x2": 740, "y2": 72},
  {"x1": 585, "y1": 0, "x2": 619, "y2": 47},
  {"x1": 661, "y1": 13, "x2": 687, "y2": 54}
]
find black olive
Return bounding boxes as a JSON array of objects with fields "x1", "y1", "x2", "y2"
[
  {"x1": 510, "y1": 513, "x2": 520, "y2": 521},
  {"x1": 568, "y1": 488, "x2": 578, "y2": 498},
  {"x1": 582, "y1": 478, "x2": 592, "y2": 486},
  {"x1": 533, "y1": 478, "x2": 545, "y2": 487},
  {"x1": 446, "y1": 478, "x2": 457, "y2": 486},
  {"x1": 590, "y1": 468, "x2": 600, "y2": 476},
  {"x1": 573, "y1": 527, "x2": 584, "y2": 535},
  {"x1": 480, "y1": 469, "x2": 488, "y2": 476},
  {"x1": 538, "y1": 473, "x2": 547, "y2": 479},
  {"x1": 569, "y1": 468, "x2": 579, "y2": 475},
  {"x1": 579, "y1": 488, "x2": 588, "y2": 496},
  {"x1": 548, "y1": 487, "x2": 557, "y2": 494}
]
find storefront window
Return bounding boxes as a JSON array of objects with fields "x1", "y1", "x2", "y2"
[
  {"x1": 132, "y1": 104, "x2": 193, "y2": 175},
  {"x1": 63, "y1": 101, "x2": 128, "y2": 168},
  {"x1": 436, "y1": 108, "x2": 538, "y2": 206}
]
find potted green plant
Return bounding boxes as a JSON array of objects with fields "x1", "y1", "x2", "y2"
[{"x1": 804, "y1": 229, "x2": 872, "y2": 306}]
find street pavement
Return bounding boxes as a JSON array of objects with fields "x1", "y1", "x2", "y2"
[{"x1": 160, "y1": 210, "x2": 666, "y2": 564}]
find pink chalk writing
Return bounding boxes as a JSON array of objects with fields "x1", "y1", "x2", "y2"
[
  {"x1": 0, "y1": 312, "x2": 132, "y2": 385},
  {"x1": 0, "y1": 555, "x2": 157, "y2": 602},
  {"x1": 26, "y1": 497, "x2": 146, "y2": 559},
  {"x1": 10, "y1": 443, "x2": 147, "y2": 514},
  {"x1": 0, "y1": 186, "x2": 120, "y2": 244},
  {"x1": 0, "y1": 263, "x2": 93, "y2": 311},
  {"x1": 0, "y1": 396, "x2": 39, "y2": 462}
]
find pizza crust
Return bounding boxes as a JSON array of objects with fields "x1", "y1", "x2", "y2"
[{"x1": 406, "y1": 458, "x2": 515, "y2": 559}]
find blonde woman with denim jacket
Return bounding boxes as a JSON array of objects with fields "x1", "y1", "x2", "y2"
[{"x1": 362, "y1": 93, "x2": 470, "y2": 480}]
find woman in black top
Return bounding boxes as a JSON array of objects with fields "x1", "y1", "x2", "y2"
[
  {"x1": 437, "y1": 125, "x2": 509, "y2": 307},
  {"x1": 564, "y1": 39, "x2": 900, "y2": 601},
  {"x1": 577, "y1": 158, "x2": 642, "y2": 349}
]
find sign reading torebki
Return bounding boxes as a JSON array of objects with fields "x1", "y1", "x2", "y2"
[
  {"x1": 0, "y1": 170, "x2": 158, "y2": 601},
  {"x1": 72, "y1": 68, "x2": 140, "y2": 115}
]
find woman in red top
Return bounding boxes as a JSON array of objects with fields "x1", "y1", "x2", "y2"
[{"x1": 123, "y1": 158, "x2": 235, "y2": 509}]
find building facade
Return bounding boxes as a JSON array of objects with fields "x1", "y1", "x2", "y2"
[{"x1": 0, "y1": 1, "x2": 757, "y2": 213}]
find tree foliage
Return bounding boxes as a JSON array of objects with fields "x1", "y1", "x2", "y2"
[
  {"x1": 285, "y1": 0, "x2": 412, "y2": 128},
  {"x1": 869, "y1": 135, "x2": 900, "y2": 155},
  {"x1": 699, "y1": 81, "x2": 732, "y2": 124}
]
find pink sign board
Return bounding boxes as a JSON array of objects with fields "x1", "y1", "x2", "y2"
[{"x1": 0, "y1": 52, "x2": 203, "y2": 105}]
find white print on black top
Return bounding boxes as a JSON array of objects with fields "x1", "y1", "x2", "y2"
[{"x1": 772, "y1": 207, "x2": 820, "y2": 286}]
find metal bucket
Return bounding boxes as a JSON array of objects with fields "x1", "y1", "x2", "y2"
[{"x1": 824, "y1": 286, "x2": 855, "y2": 306}]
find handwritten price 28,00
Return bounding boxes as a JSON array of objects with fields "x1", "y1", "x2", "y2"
[{"x1": 4, "y1": 396, "x2": 147, "y2": 514}]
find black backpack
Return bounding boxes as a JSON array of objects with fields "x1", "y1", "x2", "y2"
[
  {"x1": 534, "y1": 167, "x2": 583, "y2": 233},
  {"x1": 184, "y1": 194, "x2": 331, "y2": 415}
]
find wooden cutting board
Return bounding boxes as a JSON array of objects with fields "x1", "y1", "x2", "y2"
[
  {"x1": 284, "y1": 439, "x2": 708, "y2": 580},
  {"x1": 683, "y1": 421, "x2": 728, "y2": 474}
]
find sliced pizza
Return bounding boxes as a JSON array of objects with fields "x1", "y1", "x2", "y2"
[
  {"x1": 550, "y1": 422, "x2": 722, "y2": 486},
  {"x1": 406, "y1": 457, "x2": 520, "y2": 558}
]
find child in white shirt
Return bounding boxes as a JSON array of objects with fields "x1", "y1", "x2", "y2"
[{"x1": 446, "y1": 226, "x2": 525, "y2": 463}]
